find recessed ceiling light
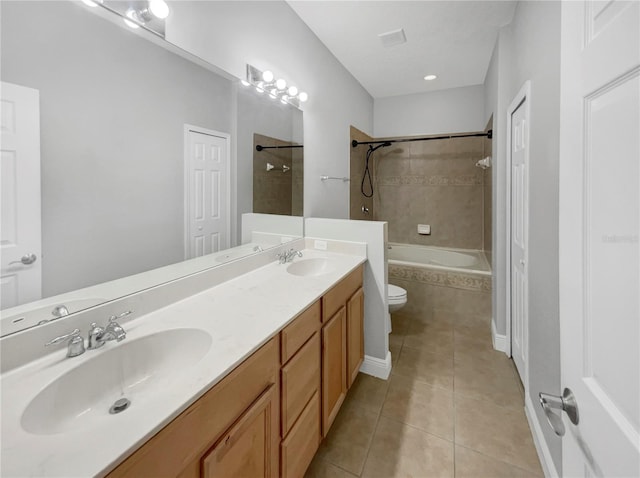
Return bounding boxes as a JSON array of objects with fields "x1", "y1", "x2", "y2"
[{"x1": 424, "y1": 74, "x2": 437, "y2": 81}]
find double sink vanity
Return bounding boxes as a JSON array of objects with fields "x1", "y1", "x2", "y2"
[{"x1": 1, "y1": 238, "x2": 368, "y2": 477}]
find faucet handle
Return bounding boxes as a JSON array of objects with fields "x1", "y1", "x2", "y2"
[
  {"x1": 45, "y1": 328, "x2": 85, "y2": 357},
  {"x1": 45, "y1": 328, "x2": 81, "y2": 347}
]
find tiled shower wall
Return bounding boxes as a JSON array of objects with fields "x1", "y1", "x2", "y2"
[
  {"x1": 253, "y1": 133, "x2": 303, "y2": 216},
  {"x1": 373, "y1": 134, "x2": 486, "y2": 250}
]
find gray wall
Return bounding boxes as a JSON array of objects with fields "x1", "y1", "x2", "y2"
[
  {"x1": 1, "y1": 1, "x2": 232, "y2": 297},
  {"x1": 484, "y1": 1, "x2": 563, "y2": 472},
  {"x1": 166, "y1": 1, "x2": 373, "y2": 220}
]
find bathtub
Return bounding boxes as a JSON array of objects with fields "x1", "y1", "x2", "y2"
[
  {"x1": 387, "y1": 243, "x2": 491, "y2": 276},
  {"x1": 387, "y1": 242, "x2": 492, "y2": 316}
]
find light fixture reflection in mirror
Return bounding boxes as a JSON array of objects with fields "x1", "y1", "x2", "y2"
[{"x1": 245, "y1": 64, "x2": 308, "y2": 109}]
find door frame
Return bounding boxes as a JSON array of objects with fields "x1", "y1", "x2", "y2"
[
  {"x1": 183, "y1": 124, "x2": 231, "y2": 260},
  {"x1": 505, "y1": 80, "x2": 531, "y2": 388}
]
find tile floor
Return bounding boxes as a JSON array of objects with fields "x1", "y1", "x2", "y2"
[{"x1": 305, "y1": 309, "x2": 544, "y2": 478}]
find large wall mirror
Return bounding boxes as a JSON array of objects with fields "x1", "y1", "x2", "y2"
[{"x1": 0, "y1": 1, "x2": 304, "y2": 336}]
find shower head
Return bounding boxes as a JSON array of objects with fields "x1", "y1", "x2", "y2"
[{"x1": 369, "y1": 141, "x2": 392, "y2": 153}]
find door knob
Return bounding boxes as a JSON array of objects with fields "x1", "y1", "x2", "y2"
[
  {"x1": 9, "y1": 253, "x2": 37, "y2": 265},
  {"x1": 539, "y1": 388, "x2": 579, "y2": 436}
]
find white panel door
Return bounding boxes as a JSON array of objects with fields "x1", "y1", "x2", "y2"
[
  {"x1": 559, "y1": 1, "x2": 639, "y2": 476},
  {"x1": 510, "y1": 95, "x2": 529, "y2": 384},
  {"x1": 1, "y1": 82, "x2": 42, "y2": 309},
  {"x1": 186, "y1": 128, "x2": 229, "y2": 259}
]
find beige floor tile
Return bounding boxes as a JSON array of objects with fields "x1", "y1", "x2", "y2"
[
  {"x1": 345, "y1": 373, "x2": 391, "y2": 414},
  {"x1": 393, "y1": 344, "x2": 454, "y2": 391},
  {"x1": 454, "y1": 446, "x2": 543, "y2": 478},
  {"x1": 390, "y1": 312, "x2": 412, "y2": 337},
  {"x1": 412, "y1": 308, "x2": 455, "y2": 326},
  {"x1": 454, "y1": 395, "x2": 542, "y2": 474},
  {"x1": 361, "y1": 417, "x2": 454, "y2": 478},
  {"x1": 316, "y1": 399, "x2": 379, "y2": 475},
  {"x1": 305, "y1": 456, "x2": 358, "y2": 478},
  {"x1": 454, "y1": 332, "x2": 509, "y2": 369},
  {"x1": 452, "y1": 313, "x2": 492, "y2": 342},
  {"x1": 454, "y1": 359, "x2": 524, "y2": 410},
  {"x1": 381, "y1": 374, "x2": 454, "y2": 441},
  {"x1": 404, "y1": 319, "x2": 454, "y2": 357}
]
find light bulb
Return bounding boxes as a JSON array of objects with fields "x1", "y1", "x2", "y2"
[
  {"x1": 240, "y1": 80, "x2": 250, "y2": 87},
  {"x1": 262, "y1": 70, "x2": 274, "y2": 83},
  {"x1": 149, "y1": 0, "x2": 170, "y2": 19},
  {"x1": 287, "y1": 86, "x2": 298, "y2": 96},
  {"x1": 124, "y1": 9, "x2": 140, "y2": 28},
  {"x1": 423, "y1": 74, "x2": 437, "y2": 81},
  {"x1": 298, "y1": 92, "x2": 308, "y2": 102},
  {"x1": 275, "y1": 78, "x2": 287, "y2": 90},
  {"x1": 82, "y1": 0, "x2": 102, "y2": 7}
]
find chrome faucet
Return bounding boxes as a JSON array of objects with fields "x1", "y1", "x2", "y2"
[
  {"x1": 88, "y1": 312, "x2": 130, "y2": 350},
  {"x1": 45, "y1": 328, "x2": 85, "y2": 357},
  {"x1": 276, "y1": 248, "x2": 303, "y2": 264}
]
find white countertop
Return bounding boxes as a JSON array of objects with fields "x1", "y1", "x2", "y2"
[{"x1": 0, "y1": 247, "x2": 366, "y2": 477}]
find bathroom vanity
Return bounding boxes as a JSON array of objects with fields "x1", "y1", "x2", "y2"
[
  {"x1": 108, "y1": 264, "x2": 364, "y2": 478},
  {"x1": 0, "y1": 240, "x2": 366, "y2": 478}
]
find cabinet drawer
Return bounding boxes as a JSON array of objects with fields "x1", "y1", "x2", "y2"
[
  {"x1": 322, "y1": 265, "x2": 363, "y2": 323},
  {"x1": 280, "y1": 391, "x2": 321, "y2": 478},
  {"x1": 281, "y1": 301, "x2": 320, "y2": 364},
  {"x1": 106, "y1": 337, "x2": 279, "y2": 478},
  {"x1": 281, "y1": 332, "x2": 320, "y2": 437}
]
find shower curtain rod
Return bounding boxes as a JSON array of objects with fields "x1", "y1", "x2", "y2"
[
  {"x1": 256, "y1": 144, "x2": 304, "y2": 151},
  {"x1": 351, "y1": 130, "x2": 492, "y2": 148}
]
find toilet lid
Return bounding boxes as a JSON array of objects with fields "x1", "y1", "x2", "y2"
[{"x1": 388, "y1": 284, "x2": 407, "y2": 299}]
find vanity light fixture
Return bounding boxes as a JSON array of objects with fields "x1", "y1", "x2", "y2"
[
  {"x1": 245, "y1": 64, "x2": 308, "y2": 109},
  {"x1": 122, "y1": 0, "x2": 170, "y2": 29}
]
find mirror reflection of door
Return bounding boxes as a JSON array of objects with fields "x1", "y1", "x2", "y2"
[
  {"x1": 0, "y1": 82, "x2": 42, "y2": 309},
  {"x1": 252, "y1": 133, "x2": 303, "y2": 216},
  {"x1": 185, "y1": 126, "x2": 230, "y2": 259}
]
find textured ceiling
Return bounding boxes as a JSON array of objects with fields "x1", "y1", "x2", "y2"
[{"x1": 287, "y1": 1, "x2": 516, "y2": 98}]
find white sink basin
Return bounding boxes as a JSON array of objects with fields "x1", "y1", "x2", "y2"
[
  {"x1": 21, "y1": 328, "x2": 212, "y2": 435},
  {"x1": 286, "y1": 258, "x2": 334, "y2": 277}
]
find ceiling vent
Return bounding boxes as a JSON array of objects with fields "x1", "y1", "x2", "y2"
[{"x1": 378, "y1": 28, "x2": 407, "y2": 48}]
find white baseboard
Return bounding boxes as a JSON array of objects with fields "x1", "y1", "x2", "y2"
[
  {"x1": 491, "y1": 319, "x2": 507, "y2": 352},
  {"x1": 360, "y1": 352, "x2": 392, "y2": 380},
  {"x1": 525, "y1": 393, "x2": 560, "y2": 478}
]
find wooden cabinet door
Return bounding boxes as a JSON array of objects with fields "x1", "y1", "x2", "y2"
[
  {"x1": 346, "y1": 287, "x2": 364, "y2": 388},
  {"x1": 202, "y1": 384, "x2": 278, "y2": 478},
  {"x1": 321, "y1": 306, "x2": 347, "y2": 436}
]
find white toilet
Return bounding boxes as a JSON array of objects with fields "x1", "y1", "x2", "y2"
[{"x1": 388, "y1": 284, "x2": 408, "y2": 313}]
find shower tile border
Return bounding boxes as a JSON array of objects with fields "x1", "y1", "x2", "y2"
[
  {"x1": 379, "y1": 175, "x2": 483, "y2": 186},
  {"x1": 389, "y1": 264, "x2": 491, "y2": 292}
]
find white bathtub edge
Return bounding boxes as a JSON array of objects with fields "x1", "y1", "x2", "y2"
[
  {"x1": 491, "y1": 319, "x2": 508, "y2": 353},
  {"x1": 359, "y1": 351, "x2": 392, "y2": 380}
]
